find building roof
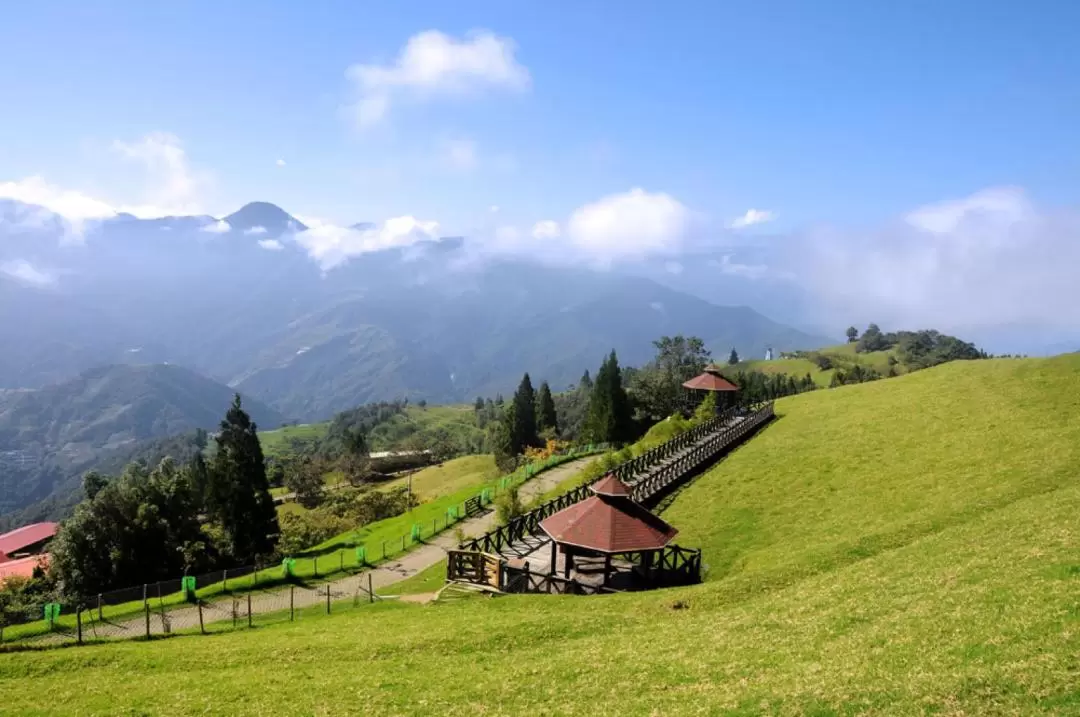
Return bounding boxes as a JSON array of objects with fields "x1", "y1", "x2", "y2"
[
  {"x1": 0, "y1": 522, "x2": 58, "y2": 557},
  {"x1": 590, "y1": 473, "x2": 632, "y2": 497},
  {"x1": 540, "y1": 477, "x2": 678, "y2": 553},
  {"x1": 0, "y1": 554, "x2": 48, "y2": 583},
  {"x1": 682, "y1": 369, "x2": 740, "y2": 392}
]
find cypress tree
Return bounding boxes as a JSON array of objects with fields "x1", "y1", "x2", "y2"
[
  {"x1": 206, "y1": 394, "x2": 280, "y2": 561},
  {"x1": 584, "y1": 351, "x2": 632, "y2": 445},
  {"x1": 728, "y1": 348, "x2": 740, "y2": 365},
  {"x1": 536, "y1": 381, "x2": 558, "y2": 436},
  {"x1": 511, "y1": 373, "x2": 539, "y2": 453}
]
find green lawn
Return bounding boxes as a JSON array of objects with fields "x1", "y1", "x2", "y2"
[
  {"x1": 258, "y1": 421, "x2": 329, "y2": 458},
  {"x1": 3, "y1": 356, "x2": 1079, "y2": 714},
  {"x1": 732, "y1": 341, "x2": 905, "y2": 386},
  {"x1": 377, "y1": 454, "x2": 499, "y2": 500}
]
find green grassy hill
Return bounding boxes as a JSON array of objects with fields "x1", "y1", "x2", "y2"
[
  {"x1": 4, "y1": 356, "x2": 1079, "y2": 714},
  {"x1": 731, "y1": 341, "x2": 902, "y2": 386},
  {"x1": 259, "y1": 404, "x2": 486, "y2": 460}
]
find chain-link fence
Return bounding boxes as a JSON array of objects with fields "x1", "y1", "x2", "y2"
[{"x1": 0, "y1": 445, "x2": 608, "y2": 651}]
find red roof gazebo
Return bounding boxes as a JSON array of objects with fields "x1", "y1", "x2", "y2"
[
  {"x1": 539, "y1": 474, "x2": 678, "y2": 586},
  {"x1": 681, "y1": 365, "x2": 740, "y2": 392}
]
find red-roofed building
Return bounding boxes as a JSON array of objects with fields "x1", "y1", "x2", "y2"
[
  {"x1": 0, "y1": 554, "x2": 49, "y2": 583},
  {"x1": 681, "y1": 366, "x2": 740, "y2": 392},
  {"x1": 539, "y1": 474, "x2": 678, "y2": 586},
  {"x1": 0, "y1": 522, "x2": 58, "y2": 561}
]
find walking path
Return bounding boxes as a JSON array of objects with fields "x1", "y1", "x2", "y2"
[{"x1": 68, "y1": 457, "x2": 596, "y2": 643}]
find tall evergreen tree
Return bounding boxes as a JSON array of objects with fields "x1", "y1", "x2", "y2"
[
  {"x1": 579, "y1": 370, "x2": 593, "y2": 391},
  {"x1": 584, "y1": 351, "x2": 632, "y2": 444},
  {"x1": 511, "y1": 373, "x2": 540, "y2": 453},
  {"x1": 536, "y1": 381, "x2": 558, "y2": 436},
  {"x1": 206, "y1": 395, "x2": 280, "y2": 561},
  {"x1": 728, "y1": 348, "x2": 740, "y2": 365}
]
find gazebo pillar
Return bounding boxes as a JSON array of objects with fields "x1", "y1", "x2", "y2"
[
  {"x1": 603, "y1": 554, "x2": 612, "y2": 587},
  {"x1": 564, "y1": 550, "x2": 573, "y2": 579},
  {"x1": 549, "y1": 540, "x2": 557, "y2": 576}
]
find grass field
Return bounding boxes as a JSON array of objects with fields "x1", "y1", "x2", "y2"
[
  {"x1": 377, "y1": 454, "x2": 499, "y2": 500},
  {"x1": 731, "y1": 342, "x2": 903, "y2": 386},
  {"x1": 3, "y1": 356, "x2": 1079, "y2": 714}
]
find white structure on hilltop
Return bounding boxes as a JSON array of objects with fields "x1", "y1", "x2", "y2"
[{"x1": 764, "y1": 347, "x2": 774, "y2": 361}]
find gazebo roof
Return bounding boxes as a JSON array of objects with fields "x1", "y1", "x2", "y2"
[
  {"x1": 590, "y1": 473, "x2": 632, "y2": 497},
  {"x1": 682, "y1": 367, "x2": 739, "y2": 392},
  {"x1": 539, "y1": 476, "x2": 678, "y2": 553}
]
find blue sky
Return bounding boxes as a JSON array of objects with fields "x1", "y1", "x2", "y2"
[
  {"x1": 3, "y1": 1, "x2": 1079, "y2": 228},
  {"x1": 3, "y1": 1, "x2": 1080, "y2": 341}
]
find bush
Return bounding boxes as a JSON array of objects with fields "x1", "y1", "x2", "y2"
[{"x1": 495, "y1": 486, "x2": 525, "y2": 525}]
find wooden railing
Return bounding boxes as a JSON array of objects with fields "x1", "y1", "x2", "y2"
[
  {"x1": 460, "y1": 401, "x2": 775, "y2": 556},
  {"x1": 446, "y1": 550, "x2": 502, "y2": 589},
  {"x1": 493, "y1": 543, "x2": 703, "y2": 594}
]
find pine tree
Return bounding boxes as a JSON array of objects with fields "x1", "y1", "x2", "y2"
[
  {"x1": 206, "y1": 395, "x2": 280, "y2": 561},
  {"x1": 511, "y1": 373, "x2": 539, "y2": 453},
  {"x1": 728, "y1": 348, "x2": 740, "y2": 365},
  {"x1": 536, "y1": 381, "x2": 558, "y2": 436},
  {"x1": 491, "y1": 404, "x2": 517, "y2": 472}
]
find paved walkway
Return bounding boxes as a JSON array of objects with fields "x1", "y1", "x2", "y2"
[{"x1": 65, "y1": 457, "x2": 596, "y2": 643}]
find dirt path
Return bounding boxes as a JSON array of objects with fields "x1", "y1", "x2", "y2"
[{"x1": 69, "y1": 457, "x2": 595, "y2": 642}]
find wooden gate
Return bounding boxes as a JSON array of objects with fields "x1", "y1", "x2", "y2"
[{"x1": 446, "y1": 550, "x2": 503, "y2": 589}]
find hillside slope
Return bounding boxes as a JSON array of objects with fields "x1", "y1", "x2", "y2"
[
  {"x1": 0, "y1": 364, "x2": 286, "y2": 521},
  {"x1": 3, "y1": 356, "x2": 1078, "y2": 714}
]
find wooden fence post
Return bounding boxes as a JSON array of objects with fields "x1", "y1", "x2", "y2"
[
  {"x1": 325, "y1": 584, "x2": 331, "y2": 614},
  {"x1": 223, "y1": 569, "x2": 228, "y2": 592},
  {"x1": 368, "y1": 572, "x2": 374, "y2": 604},
  {"x1": 198, "y1": 600, "x2": 205, "y2": 634},
  {"x1": 97, "y1": 594, "x2": 103, "y2": 621},
  {"x1": 290, "y1": 585, "x2": 295, "y2": 621},
  {"x1": 247, "y1": 594, "x2": 252, "y2": 628},
  {"x1": 144, "y1": 603, "x2": 150, "y2": 638},
  {"x1": 76, "y1": 608, "x2": 83, "y2": 645}
]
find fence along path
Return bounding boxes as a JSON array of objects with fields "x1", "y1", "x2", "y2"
[
  {"x1": 463, "y1": 401, "x2": 775, "y2": 559},
  {"x1": 7, "y1": 456, "x2": 597, "y2": 648}
]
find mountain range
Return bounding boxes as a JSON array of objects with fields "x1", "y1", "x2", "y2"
[{"x1": 0, "y1": 200, "x2": 832, "y2": 420}]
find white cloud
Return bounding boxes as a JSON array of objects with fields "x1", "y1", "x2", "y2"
[
  {"x1": 258, "y1": 239, "x2": 284, "y2": 251},
  {"x1": 798, "y1": 186, "x2": 1080, "y2": 332},
  {"x1": 111, "y1": 132, "x2": 209, "y2": 216},
  {"x1": 292, "y1": 215, "x2": 441, "y2": 270},
  {"x1": 442, "y1": 139, "x2": 477, "y2": 171},
  {"x1": 710, "y1": 255, "x2": 771, "y2": 280},
  {"x1": 200, "y1": 219, "x2": 230, "y2": 234},
  {"x1": 566, "y1": 188, "x2": 691, "y2": 262},
  {"x1": 0, "y1": 133, "x2": 212, "y2": 240},
  {"x1": 495, "y1": 225, "x2": 520, "y2": 242},
  {"x1": 0, "y1": 259, "x2": 54, "y2": 286},
  {"x1": 244, "y1": 226, "x2": 268, "y2": 236},
  {"x1": 489, "y1": 205, "x2": 500, "y2": 214},
  {"x1": 276, "y1": 159, "x2": 287, "y2": 167},
  {"x1": 904, "y1": 186, "x2": 1029, "y2": 234},
  {"x1": 531, "y1": 220, "x2": 560, "y2": 240},
  {"x1": 729, "y1": 208, "x2": 774, "y2": 229},
  {"x1": 664, "y1": 261, "x2": 684, "y2": 275},
  {"x1": 345, "y1": 30, "x2": 530, "y2": 128}
]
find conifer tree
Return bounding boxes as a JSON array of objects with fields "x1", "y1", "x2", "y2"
[
  {"x1": 536, "y1": 381, "x2": 558, "y2": 436},
  {"x1": 728, "y1": 348, "x2": 740, "y2": 365},
  {"x1": 584, "y1": 351, "x2": 632, "y2": 444},
  {"x1": 206, "y1": 395, "x2": 280, "y2": 561},
  {"x1": 511, "y1": 373, "x2": 539, "y2": 453}
]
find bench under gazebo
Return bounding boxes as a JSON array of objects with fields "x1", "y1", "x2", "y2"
[{"x1": 538, "y1": 474, "x2": 679, "y2": 589}]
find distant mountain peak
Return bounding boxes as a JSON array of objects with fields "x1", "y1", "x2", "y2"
[{"x1": 224, "y1": 202, "x2": 306, "y2": 236}]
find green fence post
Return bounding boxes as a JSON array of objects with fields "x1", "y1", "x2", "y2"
[
  {"x1": 181, "y1": 576, "x2": 197, "y2": 602},
  {"x1": 355, "y1": 546, "x2": 367, "y2": 566},
  {"x1": 411, "y1": 523, "x2": 421, "y2": 542}
]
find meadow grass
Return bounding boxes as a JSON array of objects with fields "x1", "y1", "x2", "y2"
[{"x1": 3, "y1": 357, "x2": 1078, "y2": 714}]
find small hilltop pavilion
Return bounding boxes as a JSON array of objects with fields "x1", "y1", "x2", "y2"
[
  {"x1": 537, "y1": 474, "x2": 685, "y2": 590},
  {"x1": 682, "y1": 364, "x2": 740, "y2": 413}
]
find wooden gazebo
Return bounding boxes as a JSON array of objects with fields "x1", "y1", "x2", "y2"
[
  {"x1": 539, "y1": 474, "x2": 678, "y2": 588},
  {"x1": 682, "y1": 364, "x2": 740, "y2": 413}
]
